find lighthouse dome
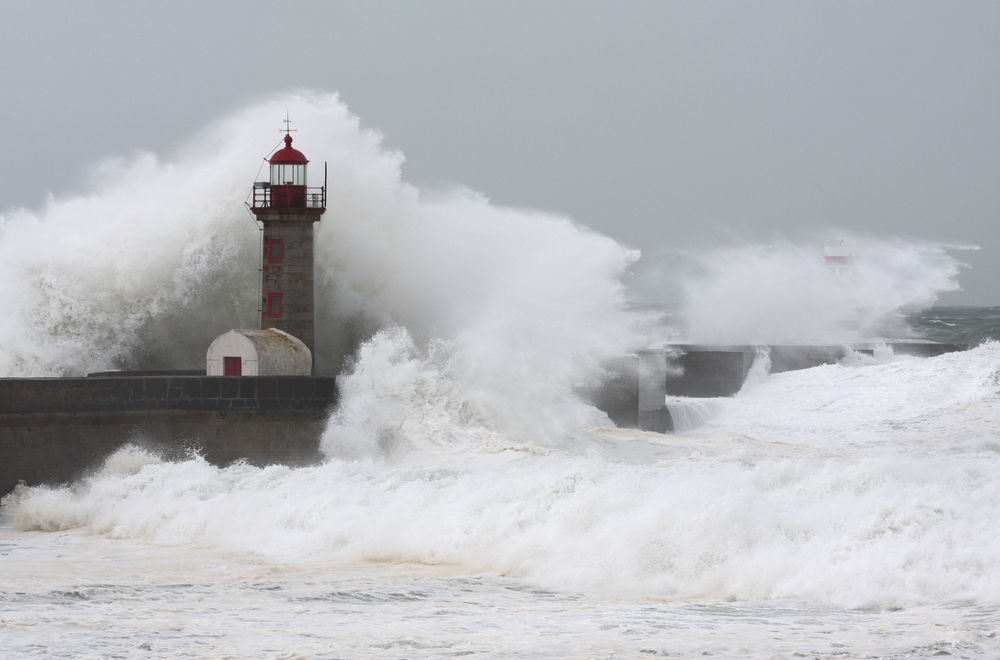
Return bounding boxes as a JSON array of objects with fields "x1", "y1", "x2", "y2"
[
  {"x1": 268, "y1": 133, "x2": 309, "y2": 187},
  {"x1": 269, "y1": 134, "x2": 308, "y2": 164}
]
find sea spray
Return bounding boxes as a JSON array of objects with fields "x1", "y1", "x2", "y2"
[
  {"x1": 0, "y1": 92, "x2": 409, "y2": 375},
  {"x1": 664, "y1": 396, "x2": 727, "y2": 432},
  {"x1": 0, "y1": 91, "x2": 969, "y2": 385},
  {"x1": 0, "y1": 92, "x2": 648, "y2": 382},
  {"x1": 634, "y1": 237, "x2": 965, "y2": 344},
  {"x1": 321, "y1": 325, "x2": 631, "y2": 460}
]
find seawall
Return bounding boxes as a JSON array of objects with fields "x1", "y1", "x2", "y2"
[
  {"x1": 1, "y1": 375, "x2": 337, "y2": 496},
  {"x1": 662, "y1": 342, "x2": 971, "y2": 398},
  {"x1": 593, "y1": 342, "x2": 972, "y2": 434},
  {"x1": 2, "y1": 342, "x2": 973, "y2": 496}
]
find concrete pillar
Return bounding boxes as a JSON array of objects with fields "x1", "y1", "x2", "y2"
[{"x1": 637, "y1": 349, "x2": 673, "y2": 433}]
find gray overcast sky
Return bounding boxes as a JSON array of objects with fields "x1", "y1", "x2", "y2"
[{"x1": 2, "y1": 1, "x2": 998, "y2": 304}]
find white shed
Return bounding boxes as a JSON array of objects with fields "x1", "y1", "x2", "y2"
[{"x1": 206, "y1": 328, "x2": 312, "y2": 376}]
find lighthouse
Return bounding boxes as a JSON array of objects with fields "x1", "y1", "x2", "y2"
[{"x1": 250, "y1": 128, "x2": 326, "y2": 365}]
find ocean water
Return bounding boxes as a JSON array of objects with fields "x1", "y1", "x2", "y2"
[
  {"x1": 4, "y1": 334, "x2": 1000, "y2": 658},
  {"x1": 2, "y1": 93, "x2": 999, "y2": 658},
  {"x1": 906, "y1": 307, "x2": 1000, "y2": 346}
]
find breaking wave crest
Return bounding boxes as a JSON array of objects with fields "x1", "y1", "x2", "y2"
[{"x1": 0, "y1": 92, "x2": 647, "y2": 378}]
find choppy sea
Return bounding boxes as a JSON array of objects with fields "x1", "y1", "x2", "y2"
[{"x1": 3, "y1": 308, "x2": 999, "y2": 659}]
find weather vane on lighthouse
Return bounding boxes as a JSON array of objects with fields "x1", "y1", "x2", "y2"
[{"x1": 281, "y1": 111, "x2": 297, "y2": 137}]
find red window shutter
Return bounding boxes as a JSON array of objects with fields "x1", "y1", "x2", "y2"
[
  {"x1": 267, "y1": 238, "x2": 283, "y2": 263},
  {"x1": 267, "y1": 292, "x2": 282, "y2": 317},
  {"x1": 224, "y1": 356, "x2": 242, "y2": 376}
]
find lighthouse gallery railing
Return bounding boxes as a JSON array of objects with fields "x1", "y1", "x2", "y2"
[{"x1": 252, "y1": 184, "x2": 326, "y2": 210}]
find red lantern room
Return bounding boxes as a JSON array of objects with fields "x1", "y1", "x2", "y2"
[
  {"x1": 253, "y1": 131, "x2": 326, "y2": 211},
  {"x1": 268, "y1": 134, "x2": 308, "y2": 208}
]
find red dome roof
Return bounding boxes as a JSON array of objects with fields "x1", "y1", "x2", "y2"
[{"x1": 269, "y1": 134, "x2": 309, "y2": 164}]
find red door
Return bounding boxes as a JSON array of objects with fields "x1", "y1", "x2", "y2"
[{"x1": 224, "y1": 356, "x2": 242, "y2": 376}]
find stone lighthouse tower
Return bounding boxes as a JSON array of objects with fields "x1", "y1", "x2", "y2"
[{"x1": 251, "y1": 129, "x2": 325, "y2": 362}]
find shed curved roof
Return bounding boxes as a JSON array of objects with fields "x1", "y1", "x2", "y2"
[
  {"x1": 244, "y1": 328, "x2": 311, "y2": 370},
  {"x1": 208, "y1": 328, "x2": 311, "y2": 376}
]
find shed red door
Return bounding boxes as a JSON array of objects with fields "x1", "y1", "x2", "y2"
[{"x1": 224, "y1": 356, "x2": 242, "y2": 376}]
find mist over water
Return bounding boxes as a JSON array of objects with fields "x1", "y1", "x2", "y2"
[{"x1": 633, "y1": 238, "x2": 966, "y2": 345}]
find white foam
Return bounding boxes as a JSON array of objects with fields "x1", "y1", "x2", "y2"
[{"x1": 7, "y1": 345, "x2": 999, "y2": 609}]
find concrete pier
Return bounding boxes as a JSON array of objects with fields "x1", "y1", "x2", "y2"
[
  {"x1": 1, "y1": 342, "x2": 972, "y2": 495},
  {"x1": 1, "y1": 375, "x2": 337, "y2": 496},
  {"x1": 585, "y1": 342, "x2": 971, "y2": 434},
  {"x1": 638, "y1": 350, "x2": 673, "y2": 433},
  {"x1": 662, "y1": 342, "x2": 969, "y2": 398}
]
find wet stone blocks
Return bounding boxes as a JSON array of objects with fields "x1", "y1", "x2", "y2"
[
  {"x1": 0, "y1": 376, "x2": 338, "y2": 496},
  {"x1": 258, "y1": 211, "x2": 321, "y2": 356}
]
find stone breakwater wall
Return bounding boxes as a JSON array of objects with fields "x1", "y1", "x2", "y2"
[
  {"x1": 0, "y1": 375, "x2": 338, "y2": 497},
  {"x1": 661, "y1": 342, "x2": 971, "y2": 399},
  {"x1": 597, "y1": 342, "x2": 972, "y2": 434},
  {"x1": 1, "y1": 343, "x2": 972, "y2": 497}
]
